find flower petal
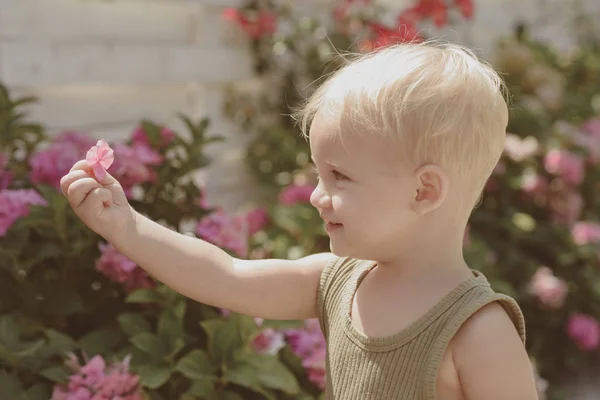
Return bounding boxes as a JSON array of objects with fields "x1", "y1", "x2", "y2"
[{"x1": 93, "y1": 164, "x2": 106, "y2": 181}]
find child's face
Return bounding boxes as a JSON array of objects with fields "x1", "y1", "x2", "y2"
[{"x1": 309, "y1": 112, "x2": 419, "y2": 261}]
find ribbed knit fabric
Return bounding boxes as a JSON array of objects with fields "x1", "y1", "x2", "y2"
[{"x1": 317, "y1": 257, "x2": 526, "y2": 400}]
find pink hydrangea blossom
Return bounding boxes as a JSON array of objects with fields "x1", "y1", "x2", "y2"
[
  {"x1": 543, "y1": 149, "x2": 584, "y2": 186},
  {"x1": 529, "y1": 266, "x2": 568, "y2": 308},
  {"x1": 131, "y1": 125, "x2": 175, "y2": 148},
  {"x1": 110, "y1": 142, "x2": 163, "y2": 198},
  {"x1": 85, "y1": 139, "x2": 114, "y2": 182},
  {"x1": 246, "y1": 207, "x2": 269, "y2": 236},
  {"x1": 0, "y1": 152, "x2": 13, "y2": 189},
  {"x1": 567, "y1": 313, "x2": 600, "y2": 351},
  {"x1": 285, "y1": 318, "x2": 325, "y2": 359},
  {"x1": 571, "y1": 221, "x2": 600, "y2": 245},
  {"x1": 302, "y1": 346, "x2": 326, "y2": 390},
  {"x1": 29, "y1": 132, "x2": 95, "y2": 188},
  {"x1": 196, "y1": 209, "x2": 248, "y2": 257},
  {"x1": 96, "y1": 242, "x2": 154, "y2": 293},
  {"x1": 279, "y1": 184, "x2": 315, "y2": 205},
  {"x1": 0, "y1": 189, "x2": 47, "y2": 237},
  {"x1": 52, "y1": 354, "x2": 144, "y2": 400},
  {"x1": 250, "y1": 328, "x2": 286, "y2": 355},
  {"x1": 285, "y1": 318, "x2": 327, "y2": 388}
]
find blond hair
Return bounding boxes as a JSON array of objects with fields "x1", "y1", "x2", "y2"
[{"x1": 293, "y1": 40, "x2": 509, "y2": 208}]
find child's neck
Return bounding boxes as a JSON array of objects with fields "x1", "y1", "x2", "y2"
[{"x1": 375, "y1": 225, "x2": 469, "y2": 281}]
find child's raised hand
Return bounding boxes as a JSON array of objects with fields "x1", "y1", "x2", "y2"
[{"x1": 60, "y1": 141, "x2": 134, "y2": 243}]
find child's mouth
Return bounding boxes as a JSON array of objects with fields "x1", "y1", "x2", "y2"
[{"x1": 325, "y1": 222, "x2": 343, "y2": 232}]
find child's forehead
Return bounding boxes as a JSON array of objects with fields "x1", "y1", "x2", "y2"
[{"x1": 309, "y1": 117, "x2": 399, "y2": 171}]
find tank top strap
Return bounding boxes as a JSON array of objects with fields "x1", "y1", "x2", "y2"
[{"x1": 422, "y1": 284, "x2": 526, "y2": 399}]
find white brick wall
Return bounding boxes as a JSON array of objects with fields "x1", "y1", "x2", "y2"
[
  {"x1": 1, "y1": 0, "x2": 598, "y2": 212},
  {"x1": 0, "y1": 0, "x2": 259, "y2": 210}
]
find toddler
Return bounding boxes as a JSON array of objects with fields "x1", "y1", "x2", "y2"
[{"x1": 61, "y1": 41, "x2": 539, "y2": 399}]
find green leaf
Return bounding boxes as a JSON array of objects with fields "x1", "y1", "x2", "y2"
[
  {"x1": 175, "y1": 349, "x2": 214, "y2": 380},
  {"x1": 233, "y1": 314, "x2": 259, "y2": 344},
  {"x1": 77, "y1": 327, "x2": 122, "y2": 356},
  {"x1": 125, "y1": 288, "x2": 163, "y2": 304},
  {"x1": 39, "y1": 365, "x2": 69, "y2": 384},
  {"x1": 117, "y1": 313, "x2": 151, "y2": 336},
  {"x1": 184, "y1": 379, "x2": 218, "y2": 400},
  {"x1": 24, "y1": 382, "x2": 52, "y2": 400},
  {"x1": 0, "y1": 316, "x2": 19, "y2": 347},
  {"x1": 218, "y1": 391, "x2": 245, "y2": 400},
  {"x1": 44, "y1": 329, "x2": 76, "y2": 353},
  {"x1": 14, "y1": 339, "x2": 45, "y2": 358},
  {"x1": 259, "y1": 320, "x2": 304, "y2": 330},
  {"x1": 158, "y1": 307, "x2": 184, "y2": 350},
  {"x1": 236, "y1": 354, "x2": 299, "y2": 394},
  {"x1": 224, "y1": 362, "x2": 261, "y2": 390},
  {"x1": 130, "y1": 332, "x2": 167, "y2": 359},
  {"x1": 210, "y1": 320, "x2": 243, "y2": 367},
  {"x1": 0, "y1": 370, "x2": 22, "y2": 397},
  {"x1": 137, "y1": 363, "x2": 171, "y2": 389}
]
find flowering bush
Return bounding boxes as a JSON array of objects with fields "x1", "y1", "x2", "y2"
[
  {"x1": 0, "y1": 84, "x2": 331, "y2": 399},
  {"x1": 223, "y1": 0, "x2": 600, "y2": 398}
]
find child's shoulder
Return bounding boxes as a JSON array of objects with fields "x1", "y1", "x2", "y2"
[{"x1": 447, "y1": 300, "x2": 537, "y2": 398}]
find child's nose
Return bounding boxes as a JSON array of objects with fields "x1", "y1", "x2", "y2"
[{"x1": 310, "y1": 180, "x2": 332, "y2": 209}]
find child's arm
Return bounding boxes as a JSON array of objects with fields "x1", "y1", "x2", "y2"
[
  {"x1": 61, "y1": 160, "x2": 334, "y2": 320},
  {"x1": 451, "y1": 303, "x2": 539, "y2": 399},
  {"x1": 120, "y1": 212, "x2": 333, "y2": 320}
]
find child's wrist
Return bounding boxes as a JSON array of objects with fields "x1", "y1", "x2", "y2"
[{"x1": 108, "y1": 206, "x2": 140, "y2": 251}]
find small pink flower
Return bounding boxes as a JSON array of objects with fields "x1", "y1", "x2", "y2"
[
  {"x1": 279, "y1": 184, "x2": 315, "y2": 206},
  {"x1": 196, "y1": 209, "x2": 248, "y2": 257},
  {"x1": 0, "y1": 189, "x2": 47, "y2": 237},
  {"x1": 109, "y1": 142, "x2": 162, "y2": 198},
  {"x1": 571, "y1": 221, "x2": 600, "y2": 245},
  {"x1": 96, "y1": 243, "x2": 154, "y2": 293},
  {"x1": 567, "y1": 313, "x2": 600, "y2": 350},
  {"x1": 29, "y1": 132, "x2": 95, "y2": 188},
  {"x1": 285, "y1": 318, "x2": 325, "y2": 359},
  {"x1": 302, "y1": 346, "x2": 326, "y2": 390},
  {"x1": 529, "y1": 267, "x2": 568, "y2": 308},
  {"x1": 250, "y1": 328, "x2": 286, "y2": 355},
  {"x1": 246, "y1": 207, "x2": 269, "y2": 236},
  {"x1": 543, "y1": 149, "x2": 584, "y2": 186},
  {"x1": 86, "y1": 139, "x2": 114, "y2": 182},
  {"x1": 131, "y1": 125, "x2": 175, "y2": 148},
  {"x1": 51, "y1": 354, "x2": 144, "y2": 400}
]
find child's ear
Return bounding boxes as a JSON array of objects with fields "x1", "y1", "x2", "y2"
[{"x1": 411, "y1": 164, "x2": 448, "y2": 215}]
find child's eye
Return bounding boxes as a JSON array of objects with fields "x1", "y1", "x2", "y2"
[{"x1": 331, "y1": 170, "x2": 349, "y2": 180}]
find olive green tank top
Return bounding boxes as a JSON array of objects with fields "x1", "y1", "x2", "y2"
[{"x1": 316, "y1": 257, "x2": 526, "y2": 400}]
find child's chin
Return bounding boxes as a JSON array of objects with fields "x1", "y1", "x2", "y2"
[{"x1": 328, "y1": 240, "x2": 355, "y2": 258}]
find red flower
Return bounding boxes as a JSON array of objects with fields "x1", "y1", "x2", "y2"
[
  {"x1": 223, "y1": 8, "x2": 277, "y2": 40},
  {"x1": 403, "y1": 0, "x2": 448, "y2": 28},
  {"x1": 454, "y1": 0, "x2": 474, "y2": 19},
  {"x1": 361, "y1": 19, "x2": 421, "y2": 51}
]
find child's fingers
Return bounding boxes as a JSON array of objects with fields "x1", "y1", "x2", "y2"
[
  {"x1": 66, "y1": 177, "x2": 103, "y2": 209},
  {"x1": 69, "y1": 159, "x2": 91, "y2": 173},
  {"x1": 84, "y1": 187, "x2": 113, "y2": 211},
  {"x1": 60, "y1": 169, "x2": 92, "y2": 196}
]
